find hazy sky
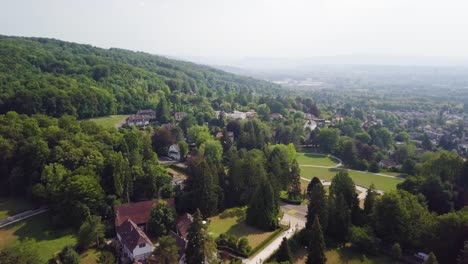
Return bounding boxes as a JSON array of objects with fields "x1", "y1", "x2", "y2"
[{"x1": 1, "y1": 0, "x2": 468, "y2": 62}]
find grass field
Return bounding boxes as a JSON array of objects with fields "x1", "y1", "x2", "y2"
[
  {"x1": 296, "y1": 153, "x2": 339, "y2": 167},
  {"x1": 300, "y1": 167, "x2": 402, "y2": 192},
  {"x1": 294, "y1": 246, "x2": 399, "y2": 264},
  {"x1": 0, "y1": 212, "x2": 76, "y2": 263},
  {"x1": 0, "y1": 197, "x2": 34, "y2": 220},
  {"x1": 86, "y1": 115, "x2": 129, "y2": 128},
  {"x1": 80, "y1": 249, "x2": 100, "y2": 264},
  {"x1": 208, "y1": 209, "x2": 277, "y2": 248}
]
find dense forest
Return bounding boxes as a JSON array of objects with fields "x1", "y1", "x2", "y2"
[{"x1": 0, "y1": 35, "x2": 280, "y2": 118}]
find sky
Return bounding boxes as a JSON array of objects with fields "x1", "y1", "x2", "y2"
[{"x1": 1, "y1": 0, "x2": 468, "y2": 65}]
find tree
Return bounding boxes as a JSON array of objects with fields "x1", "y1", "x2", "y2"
[
  {"x1": 329, "y1": 171, "x2": 359, "y2": 224},
  {"x1": 0, "y1": 240, "x2": 40, "y2": 264},
  {"x1": 187, "y1": 158, "x2": 220, "y2": 217},
  {"x1": 363, "y1": 183, "x2": 377, "y2": 217},
  {"x1": 316, "y1": 128, "x2": 339, "y2": 153},
  {"x1": 307, "y1": 216, "x2": 326, "y2": 264},
  {"x1": 327, "y1": 194, "x2": 351, "y2": 242},
  {"x1": 306, "y1": 180, "x2": 328, "y2": 232},
  {"x1": 200, "y1": 139, "x2": 223, "y2": 164},
  {"x1": 307, "y1": 177, "x2": 322, "y2": 196},
  {"x1": 186, "y1": 209, "x2": 218, "y2": 264},
  {"x1": 424, "y1": 252, "x2": 439, "y2": 264},
  {"x1": 156, "y1": 98, "x2": 171, "y2": 123},
  {"x1": 148, "y1": 202, "x2": 176, "y2": 238},
  {"x1": 457, "y1": 241, "x2": 468, "y2": 264},
  {"x1": 60, "y1": 245, "x2": 80, "y2": 264},
  {"x1": 77, "y1": 215, "x2": 105, "y2": 249},
  {"x1": 97, "y1": 251, "x2": 116, "y2": 264},
  {"x1": 153, "y1": 235, "x2": 179, "y2": 264},
  {"x1": 276, "y1": 237, "x2": 293, "y2": 263},
  {"x1": 288, "y1": 159, "x2": 302, "y2": 200},
  {"x1": 391, "y1": 243, "x2": 402, "y2": 260},
  {"x1": 348, "y1": 226, "x2": 376, "y2": 254},
  {"x1": 246, "y1": 179, "x2": 279, "y2": 231},
  {"x1": 178, "y1": 140, "x2": 189, "y2": 160}
]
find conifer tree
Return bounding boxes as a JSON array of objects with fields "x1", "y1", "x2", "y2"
[
  {"x1": 306, "y1": 180, "x2": 328, "y2": 232},
  {"x1": 288, "y1": 159, "x2": 302, "y2": 200},
  {"x1": 363, "y1": 183, "x2": 377, "y2": 216},
  {"x1": 424, "y1": 252, "x2": 439, "y2": 264},
  {"x1": 276, "y1": 237, "x2": 293, "y2": 263},
  {"x1": 246, "y1": 179, "x2": 279, "y2": 231},
  {"x1": 186, "y1": 209, "x2": 217, "y2": 264},
  {"x1": 307, "y1": 216, "x2": 327, "y2": 264}
]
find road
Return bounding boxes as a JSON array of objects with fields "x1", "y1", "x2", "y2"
[
  {"x1": 0, "y1": 206, "x2": 49, "y2": 228},
  {"x1": 244, "y1": 203, "x2": 307, "y2": 264}
]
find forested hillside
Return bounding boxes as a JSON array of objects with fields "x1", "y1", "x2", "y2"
[{"x1": 0, "y1": 35, "x2": 279, "y2": 118}]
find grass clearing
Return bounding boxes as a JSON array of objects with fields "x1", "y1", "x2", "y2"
[
  {"x1": 208, "y1": 209, "x2": 277, "y2": 249},
  {"x1": 294, "y1": 246, "x2": 400, "y2": 264},
  {"x1": 300, "y1": 167, "x2": 402, "y2": 192},
  {"x1": 0, "y1": 197, "x2": 34, "y2": 220},
  {"x1": 80, "y1": 249, "x2": 101, "y2": 264},
  {"x1": 86, "y1": 115, "x2": 129, "y2": 128},
  {"x1": 0, "y1": 212, "x2": 76, "y2": 263},
  {"x1": 296, "y1": 153, "x2": 339, "y2": 167}
]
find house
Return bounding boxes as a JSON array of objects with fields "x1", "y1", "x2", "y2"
[
  {"x1": 174, "y1": 112, "x2": 187, "y2": 121},
  {"x1": 170, "y1": 213, "x2": 194, "y2": 263},
  {"x1": 378, "y1": 159, "x2": 398, "y2": 168},
  {"x1": 126, "y1": 115, "x2": 150, "y2": 128},
  {"x1": 116, "y1": 219, "x2": 154, "y2": 262},
  {"x1": 168, "y1": 144, "x2": 181, "y2": 161},
  {"x1": 270, "y1": 113, "x2": 283, "y2": 120},
  {"x1": 136, "y1": 110, "x2": 156, "y2": 120},
  {"x1": 114, "y1": 200, "x2": 156, "y2": 231}
]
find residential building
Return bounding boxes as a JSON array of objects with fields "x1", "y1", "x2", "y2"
[{"x1": 116, "y1": 219, "x2": 154, "y2": 262}]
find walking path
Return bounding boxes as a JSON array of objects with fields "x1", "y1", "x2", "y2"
[
  {"x1": 244, "y1": 210, "x2": 306, "y2": 264},
  {"x1": 0, "y1": 206, "x2": 48, "y2": 228}
]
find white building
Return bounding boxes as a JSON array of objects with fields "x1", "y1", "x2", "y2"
[
  {"x1": 116, "y1": 219, "x2": 154, "y2": 262},
  {"x1": 168, "y1": 144, "x2": 181, "y2": 161}
]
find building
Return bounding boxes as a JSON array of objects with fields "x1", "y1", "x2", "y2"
[
  {"x1": 169, "y1": 213, "x2": 194, "y2": 263},
  {"x1": 168, "y1": 144, "x2": 181, "y2": 161},
  {"x1": 116, "y1": 219, "x2": 154, "y2": 262},
  {"x1": 114, "y1": 200, "x2": 156, "y2": 231},
  {"x1": 136, "y1": 109, "x2": 156, "y2": 120},
  {"x1": 174, "y1": 112, "x2": 187, "y2": 121},
  {"x1": 126, "y1": 115, "x2": 150, "y2": 128}
]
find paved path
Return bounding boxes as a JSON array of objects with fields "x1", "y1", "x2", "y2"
[
  {"x1": 244, "y1": 206, "x2": 306, "y2": 264},
  {"x1": 0, "y1": 206, "x2": 48, "y2": 228}
]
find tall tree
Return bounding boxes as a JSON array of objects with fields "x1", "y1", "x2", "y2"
[
  {"x1": 329, "y1": 171, "x2": 359, "y2": 224},
  {"x1": 306, "y1": 180, "x2": 328, "y2": 232},
  {"x1": 288, "y1": 159, "x2": 302, "y2": 200},
  {"x1": 186, "y1": 209, "x2": 217, "y2": 264},
  {"x1": 77, "y1": 215, "x2": 105, "y2": 250},
  {"x1": 188, "y1": 158, "x2": 220, "y2": 217},
  {"x1": 307, "y1": 216, "x2": 327, "y2": 264},
  {"x1": 246, "y1": 179, "x2": 279, "y2": 231},
  {"x1": 153, "y1": 235, "x2": 179, "y2": 264},
  {"x1": 148, "y1": 202, "x2": 176, "y2": 238},
  {"x1": 276, "y1": 237, "x2": 293, "y2": 263},
  {"x1": 363, "y1": 183, "x2": 377, "y2": 217}
]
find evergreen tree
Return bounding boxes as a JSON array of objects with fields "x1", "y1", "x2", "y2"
[
  {"x1": 156, "y1": 98, "x2": 171, "y2": 124},
  {"x1": 246, "y1": 179, "x2": 279, "y2": 231},
  {"x1": 153, "y1": 235, "x2": 179, "y2": 264},
  {"x1": 276, "y1": 237, "x2": 293, "y2": 263},
  {"x1": 77, "y1": 215, "x2": 105, "y2": 250},
  {"x1": 307, "y1": 177, "x2": 322, "y2": 196},
  {"x1": 457, "y1": 241, "x2": 468, "y2": 264},
  {"x1": 329, "y1": 171, "x2": 360, "y2": 224},
  {"x1": 306, "y1": 216, "x2": 327, "y2": 264},
  {"x1": 186, "y1": 209, "x2": 205, "y2": 264},
  {"x1": 186, "y1": 209, "x2": 218, "y2": 264},
  {"x1": 327, "y1": 194, "x2": 351, "y2": 242},
  {"x1": 288, "y1": 159, "x2": 302, "y2": 200},
  {"x1": 306, "y1": 180, "x2": 328, "y2": 232},
  {"x1": 391, "y1": 243, "x2": 402, "y2": 260},
  {"x1": 424, "y1": 252, "x2": 439, "y2": 264},
  {"x1": 363, "y1": 183, "x2": 377, "y2": 217},
  {"x1": 188, "y1": 158, "x2": 219, "y2": 217}
]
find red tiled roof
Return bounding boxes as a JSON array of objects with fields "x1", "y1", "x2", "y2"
[
  {"x1": 114, "y1": 200, "x2": 156, "y2": 227},
  {"x1": 117, "y1": 219, "x2": 153, "y2": 252},
  {"x1": 176, "y1": 213, "x2": 193, "y2": 239}
]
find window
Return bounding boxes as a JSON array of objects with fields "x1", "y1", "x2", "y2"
[{"x1": 139, "y1": 243, "x2": 145, "y2": 248}]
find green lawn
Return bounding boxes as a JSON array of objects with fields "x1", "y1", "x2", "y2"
[
  {"x1": 80, "y1": 249, "x2": 100, "y2": 264},
  {"x1": 86, "y1": 115, "x2": 129, "y2": 129},
  {"x1": 0, "y1": 197, "x2": 34, "y2": 220},
  {"x1": 0, "y1": 212, "x2": 76, "y2": 263},
  {"x1": 300, "y1": 167, "x2": 402, "y2": 192},
  {"x1": 208, "y1": 209, "x2": 277, "y2": 248},
  {"x1": 295, "y1": 246, "x2": 399, "y2": 264},
  {"x1": 296, "y1": 153, "x2": 339, "y2": 167}
]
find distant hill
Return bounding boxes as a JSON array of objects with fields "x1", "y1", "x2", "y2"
[{"x1": 0, "y1": 35, "x2": 279, "y2": 118}]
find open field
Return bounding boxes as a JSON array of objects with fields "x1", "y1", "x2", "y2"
[
  {"x1": 208, "y1": 209, "x2": 277, "y2": 249},
  {"x1": 294, "y1": 246, "x2": 400, "y2": 264},
  {"x1": 0, "y1": 197, "x2": 34, "y2": 220},
  {"x1": 300, "y1": 167, "x2": 402, "y2": 192},
  {"x1": 0, "y1": 212, "x2": 76, "y2": 263},
  {"x1": 86, "y1": 115, "x2": 129, "y2": 128},
  {"x1": 296, "y1": 153, "x2": 339, "y2": 167}
]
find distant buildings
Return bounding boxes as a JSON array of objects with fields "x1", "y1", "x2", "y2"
[
  {"x1": 215, "y1": 110, "x2": 257, "y2": 120},
  {"x1": 126, "y1": 109, "x2": 156, "y2": 128},
  {"x1": 168, "y1": 144, "x2": 181, "y2": 161}
]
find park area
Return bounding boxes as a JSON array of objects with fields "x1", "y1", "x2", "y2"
[
  {"x1": 297, "y1": 153, "x2": 403, "y2": 192},
  {"x1": 86, "y1": 114, "x2": 129, "y2": 128},
  {"x1": 207, "y1": 208, "x2": 281, "y2": 252},
  {"x1": 0, "y1": 212, "x2": 76, "y2": 263}
]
